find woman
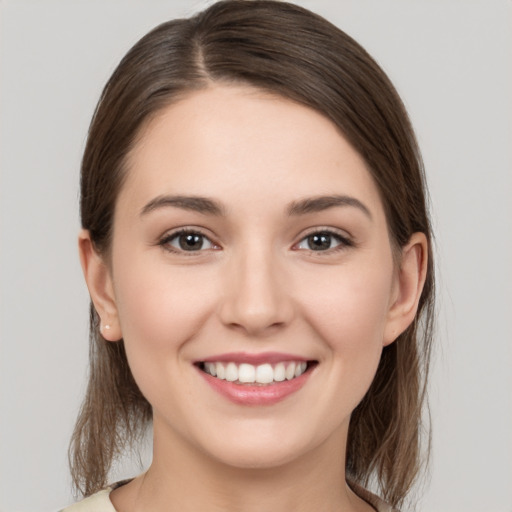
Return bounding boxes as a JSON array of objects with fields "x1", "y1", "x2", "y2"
[{"x1": 64, "y1": 1, "x2": 434, "y2": 511}]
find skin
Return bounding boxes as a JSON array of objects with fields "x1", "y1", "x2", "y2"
[{"x1": 80, "y1": 84, "x2": 427, "y2": 512}]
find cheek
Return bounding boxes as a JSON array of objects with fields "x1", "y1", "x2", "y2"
[
  {"x1": 111, "y1": 257, "x2": 223, "y2": 416},
  {"x1": 295, "y1": 259, "x2": 394, "y2": 407},
  {"x1": 299, "y1": 264, "x2": 394, "y2": 348},
  {"x1": 112, "y1": 255, "x2": 218, "y2": 367}
]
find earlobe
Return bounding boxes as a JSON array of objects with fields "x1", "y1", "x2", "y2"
[
  {"x1": 78, "y1": 230, "x2": 122, "y2": 341},
  {"x1": 383, "y1": 232, "x2": 428, "y2": 346}
]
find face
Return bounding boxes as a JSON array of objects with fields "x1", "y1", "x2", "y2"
[{"x1": 98, "y1": 85, "x2": 405, "y2": 469}]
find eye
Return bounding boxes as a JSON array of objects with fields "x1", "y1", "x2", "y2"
[
  {"x1": 160, "y1": 230, "x2": 217, "y2": 252},
  {"x1": 295, "y1": 230, "x2": 352, "y2": 252}
]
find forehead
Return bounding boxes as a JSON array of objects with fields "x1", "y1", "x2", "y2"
[{"x1": 119, "y1": 84, "x2": 385, "y2": 222}]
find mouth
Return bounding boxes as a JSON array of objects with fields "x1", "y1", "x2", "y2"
[
  {"x1": 194, "y1": 352, "x2": 318, "y2": 405},
  {"x1": 196, "y1": 360, "x2": 316, "y2": 386}
]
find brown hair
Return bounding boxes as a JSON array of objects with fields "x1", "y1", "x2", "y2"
[{"x1": 71, "y1": 1, "x2": 435, "y2": 509}]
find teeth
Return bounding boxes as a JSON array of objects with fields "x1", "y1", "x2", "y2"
[
  {"x1": 216, "y1": 362, "x2": 226, "y2": 379},
  {"x1": 225, "y1": 362, "x2": 238, "y2": 382},
  {"x1": 239, "y1": 363, "x2": 256, "y2": 383},
  {"x1": 295, "y1": 362, "x2": 307, "y2": 377},
  {"x1": 203, "y1": 361, "x2": 309, "y2": 384},
  {"x1": 274, "y1": 362, "x2": 286, "y2": 382},
  {"x1": 205, "y1": 362, "x2": 216, "y2": 376},
  {"x1": 256, "y1": 364, "x2": 274, "y2": 384},
  {"x1": 285, "y1": 363, "x2": 296, "y2": 380}
]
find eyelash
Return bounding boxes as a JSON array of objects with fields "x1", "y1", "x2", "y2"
[
  {"x1": 158, "y1": 228, "x2": 354, "y2": 255},
  {"x1": 158, "y1": 228, "x2": 219, "y2": 255},
  {"x1": 293, "y1": 228, "x2": 354, "y2": 254}
]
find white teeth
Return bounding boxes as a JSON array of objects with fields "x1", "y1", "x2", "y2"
[
  {"x1": 274, "y1": 362, "x2": 286, "y2": 382},
  {"x1": 225, "y1": 362, "x2": 238, "y2": 382},
  {"x1": 285, "y1": 363, "x2": 296, "y2": 380},
  {"x1": 256, "y1": 364, "x2": 274, "y2": 384},
  {"x1": 203, "y1": 360, "x2": 309, "y2": 384},
  {"x1": 205, "y1": 362, "x2": 216, "y2": 376},
  {"x1": 216, "y1": 362, "x2": 226, "y2": 379},
  {"x1": 295, "y1": 361, "x2": 307, "y2": 378},
  {"x1": 238, "y1": 363, "x2": 256, "y2": 383}
]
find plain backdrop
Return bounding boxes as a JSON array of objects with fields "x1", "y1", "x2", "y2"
[{"x1": 1, "y1": 1, "x2": 511, "y2": 510}]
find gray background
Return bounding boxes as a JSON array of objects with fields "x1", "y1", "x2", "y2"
[{"x1": 1, "y1": 0, "x2": 511, "y2": 510}]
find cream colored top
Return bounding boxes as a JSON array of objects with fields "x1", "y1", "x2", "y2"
[{"x1": 61, "y1": 482, "x2": 396, "y2": 512}]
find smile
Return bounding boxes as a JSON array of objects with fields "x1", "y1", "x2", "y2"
[
  {"x1": 196, "y1": 355, "x2": 317, "y2": 406},
  {"x1": 200, "y1": 361, "x2": 309, "y2": 385}
]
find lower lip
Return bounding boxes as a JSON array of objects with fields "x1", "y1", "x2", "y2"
[{"x1": 197, "y1": 368, "x2": 313, "y2": 406}]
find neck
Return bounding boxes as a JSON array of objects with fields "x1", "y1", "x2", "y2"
[{"x1": 111, "y1": 418, "x2": 373, "y2": 512}]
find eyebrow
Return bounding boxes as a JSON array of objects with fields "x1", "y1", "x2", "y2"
[
  {"x1": 287, "y1": 195, "x2": 372, "y2": 219},
  {"x1": 140, "y1": 193, "x2": 372, "y2": 220},
  {"x1": 140, "y1": 195, "x2": 225, "y2": 217}
]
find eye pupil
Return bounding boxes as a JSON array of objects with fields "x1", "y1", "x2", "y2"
[
  {"x1": 308, "y1": 233, "x2": 331, "y2": 250},
  {"x1": 179, "y1": 233, "x2": 203, "y2": 251}
]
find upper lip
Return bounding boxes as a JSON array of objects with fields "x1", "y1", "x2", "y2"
[{"x1": 196, "y1": 352, "x2": 312, "y2": 366}]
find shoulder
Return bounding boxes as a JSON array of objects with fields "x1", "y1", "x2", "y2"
[{"x1": 59, "y1": 488, "x2": 116, "y2": 512}]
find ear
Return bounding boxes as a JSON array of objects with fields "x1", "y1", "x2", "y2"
[
  {"x1": 78, "y1": 229, "x2": 122, "y2": 341},
  {"x1": 383, "y1": 232, "x2": 428, "y2": 346}
]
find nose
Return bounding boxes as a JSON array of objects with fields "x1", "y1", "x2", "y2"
[{"x1": 218, "y1": 246, "x2": 295, "y2": 336}]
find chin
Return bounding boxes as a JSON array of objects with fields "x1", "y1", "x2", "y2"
[
  {"x1": 196, "y1": 421, "x2": 329, "y2": 471},
  {"x1": 209, "y1": 442, "x2": 306, "y2": 471}
]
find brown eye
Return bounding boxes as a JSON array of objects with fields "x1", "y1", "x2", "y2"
[
  {"x1": 306, "y1": 233, "x2": 333, "y2": 251},
  {"x1": 178, "y1": 233, "x2": 205, "y2": 251},
  {"x1": 295, "y1": 231, "x2": 352, "y2": 252},
  {"x1": 161, "y1": 230, "x2": 216, "y2": 252}
]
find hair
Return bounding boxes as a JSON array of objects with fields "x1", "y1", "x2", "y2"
[{"x1": 71, "y1": 1, "x2": 435, "y2": 509}]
